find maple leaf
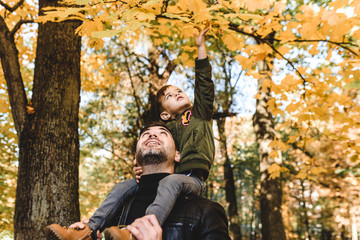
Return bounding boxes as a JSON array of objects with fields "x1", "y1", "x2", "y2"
[
  {"x1": 268, "y1": 163, "x2": 281, "y2": 179},
  {"x1": 244, "y1": 0, "x2": 274, "y2": 11}
]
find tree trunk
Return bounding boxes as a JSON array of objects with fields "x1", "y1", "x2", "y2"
[
  {"x1": 252, "y1": 61, "x2": 286, "y2": 240},
  {"x1": 217, "y1": 118, "x2": 242, "y2": 240},
  {"x1": 4, "y1": 2, "x2": 82, "y2": 237}
]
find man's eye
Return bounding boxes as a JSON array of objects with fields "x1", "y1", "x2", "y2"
[
  {"x1": 160, "y1": 131, "x2": 168, "y2": 135},
  {"x1": 142, "y1": 132, "x2": 149, "y2": 137},
  {"x1": 166, "y1": 95, "x2": 171, "y2": 99}
]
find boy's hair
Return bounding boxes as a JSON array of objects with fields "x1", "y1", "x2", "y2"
[{"x1": 154, "y1": 85, "x2": 172, "y2": 120}]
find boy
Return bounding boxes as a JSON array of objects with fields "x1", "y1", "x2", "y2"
[
  {"x1": 139, "y1": 20, "x2": 214, "y2": 224},
  {"x1": 44, "y1": 22, "x2": 214, "y2": 240}
]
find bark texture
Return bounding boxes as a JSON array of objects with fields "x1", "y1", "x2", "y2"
[
  {"x1": 0, "y1": 1, "x2": 82, "y2": 238},
  {"x1": 14, "y1": 19, "x2": 82, "y2": 239},
  {"x1": 252, "y1": 62, "x2": 286, "y2": 240}
]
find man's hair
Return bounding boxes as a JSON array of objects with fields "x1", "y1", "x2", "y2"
[
  {"x1": 154, "y1": 85, "x2": 172, "y2": 120},
  {"x1": 139, "y1": 120, "x2": 171, "y2": 137}
]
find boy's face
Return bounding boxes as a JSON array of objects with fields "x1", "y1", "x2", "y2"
[{"x1": 160, "y1": 86, "x2": 191, "y2": 119}]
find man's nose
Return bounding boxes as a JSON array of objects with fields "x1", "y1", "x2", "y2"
[{"x1": 149, "y1": 133, "x2": 157, "y2": 138}]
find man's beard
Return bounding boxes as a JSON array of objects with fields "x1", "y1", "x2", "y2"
[{"x1": 136, "y1": 148, "x2": 167, "y2": 166}]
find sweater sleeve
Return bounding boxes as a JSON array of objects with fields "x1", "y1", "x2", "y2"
[
  {"x1": 193, "y1": 57, "x2": 214, "y2": 120},
  {"x1": 199, "y1": 201, "x2": 231, "y2": 240}
]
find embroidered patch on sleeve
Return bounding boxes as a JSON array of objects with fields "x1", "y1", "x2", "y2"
[{"x1": 181, "y1": 110, "x2": 192, "y2": 126}]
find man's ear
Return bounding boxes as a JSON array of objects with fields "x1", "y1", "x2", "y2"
[
  {"x1": 160, "y1": 111, "x2": 171, "y2": 121},
  {"x1": 174, "y1": 150, "x2": 181, "y2": 163}
]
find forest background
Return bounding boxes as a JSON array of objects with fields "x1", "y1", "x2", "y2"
[{"x1": 0, "y1": 0, "x2": 360, "y2": 239}]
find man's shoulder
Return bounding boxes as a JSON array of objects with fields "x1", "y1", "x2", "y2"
[
  {"x1": 167, "y1": 194, "x2": 226, "y2": 220},
  {"x1": 163, "y1": 195, "x2": 230, "y2": 240}
]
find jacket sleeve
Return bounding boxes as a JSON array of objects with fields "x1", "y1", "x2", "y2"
[
  {"x1": 193, "y1": 57, "x2": 214, "y2": 120},
  {"x1": 199, "y1": 201, "x2": 231, "y2": 240}
]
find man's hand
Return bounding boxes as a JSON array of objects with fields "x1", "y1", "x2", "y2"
[
  {"x1": 69, "y1": 218, "x2": 102, "y2": 240},
  {"x1": 193, "y1": 20, "x2": 211, "y2": 59},
  {"x1": 127, "y1": 215, "x2": 162, "y2": 240},
  {"x1": 133, "y1": 159, "x2": 143, "y2": 183}
]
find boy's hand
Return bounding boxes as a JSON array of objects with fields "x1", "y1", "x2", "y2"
[
  {"x1": 133, "y1": 159, "x2": 143, "y2": 183},
  {"x1": 193, "y1": 20, "x2": 211, "y2": 47},
  {"x1": 193, "y1": 20, "x2": 211, "y2": 59}
]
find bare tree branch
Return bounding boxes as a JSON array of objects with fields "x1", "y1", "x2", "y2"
[
  {"x1": 290, "y1": 39, "x2": 359, "y2": 56},
  {"x1": 0, "y1": 0, "x2": 25, "y2": 12},
  {"x1": 10, "y1": 19, "x2": 34, "y2": 38}
]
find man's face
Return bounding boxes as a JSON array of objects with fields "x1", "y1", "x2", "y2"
[
  {"x1": 135, "y1": 126, "x2": 178, "y2": 166},
  {"x1": 161, "y1": 86, "x2": 191, "y2": 117}
]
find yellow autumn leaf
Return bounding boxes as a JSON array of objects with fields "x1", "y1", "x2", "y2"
[
  {"x1": 126, "y1": 0, "x2": 138, "y2": 7},
  {"x1": 309, "y1": 43, "x2": 319, "y2": 55},
  {"x1": 351, "y1": 155, "x2": 359, "y2": 162},
  {"x1": 180, "y1": 52, "x2": 194, "y2": 68},
  {"x1": 91, "y1": 29, "x2": 122, "y2": 38},
  {"x1": 277, "y1": 45, "x2": 291, "y2": 55},
  {"x1": 76, "y1": 0, "x2": 92, "y2": 5},
  {"x1": 353, "y1": 29, "x2": 360, "y2": 40},
  {"x1": 285, "y1": 101, "x2": 301, "y2": 113},
  {"x1": 136, "y1": 11, "x2": 156, "y2": 21},
  {"x1": 287, "y1": 135, "x2": 297, "y2": 144},
  {"x1": 269, "y1": 150, "x2": 279, "y2": 159},
  {"x1": 296, "y1": 169, "x2": 308, "y2": 180},
  {"x1": 329, "y1": 0, "x2": 349, "y2": 9},
  {"x1": 310, "y1": 167, "x2": 327, "y2": 175},
  {"x1": 321, "y1": 10, "x2": 339, "y2": 26},
  {"x1": 222, "y1": 33, "x2": 243, "y2": 51},
  {"x1": 298, "y1": 113, "x2": 311, "y2": 122},
  {"x1": 188, "y1": 0, "x2": 207, "y2": 14},
  {"x1": 244, "y1": 0, "x2": 274, "y2": 11},
  {"x1": 268, "y1": 163, "x2": 281, "y2": 179},
  {"x1": 234, "y1": 55, "x2": 253, "y2": 69}
]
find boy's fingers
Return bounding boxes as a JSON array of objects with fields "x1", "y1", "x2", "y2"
[
  {"x1": 201, "y1": 27, "x2": 210, "y2": 36},
  {"x1": 204, "y1": 20, "x2": 211, "y2": 30},
  {"x1": 194, "y1": 25, "x2": 201, "y2": 33},
  {"x1": 96, "y1": 230, "x2": 102, "y2": 240}
]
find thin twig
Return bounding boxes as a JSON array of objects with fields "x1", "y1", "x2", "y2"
[
  {"x1": 10, "y1": 19, "x2": 34, "y2": 37},
  {"x1": 0, "y1": 0, "x2": 24, "y2": 12}
]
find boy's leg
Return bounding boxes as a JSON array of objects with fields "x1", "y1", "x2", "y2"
[
  {"x1": 87, "y1": 178, "x2": 138, "y2": 234},
  {"x1": 145, "y1": 174, "x2": 204, "y2": 226}
]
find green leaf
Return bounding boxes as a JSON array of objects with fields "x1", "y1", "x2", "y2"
[{"x1": 344, "y1": 80, "x2": 360, "y2": 90}]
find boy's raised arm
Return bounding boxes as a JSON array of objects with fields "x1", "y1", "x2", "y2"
[{"x1": 193, "y1": 21, "x2": 211, "y2": 60}]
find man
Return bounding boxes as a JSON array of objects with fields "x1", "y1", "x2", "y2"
[{"x1": 46, "y1": 122, "x2": 230, "y2": 240}]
